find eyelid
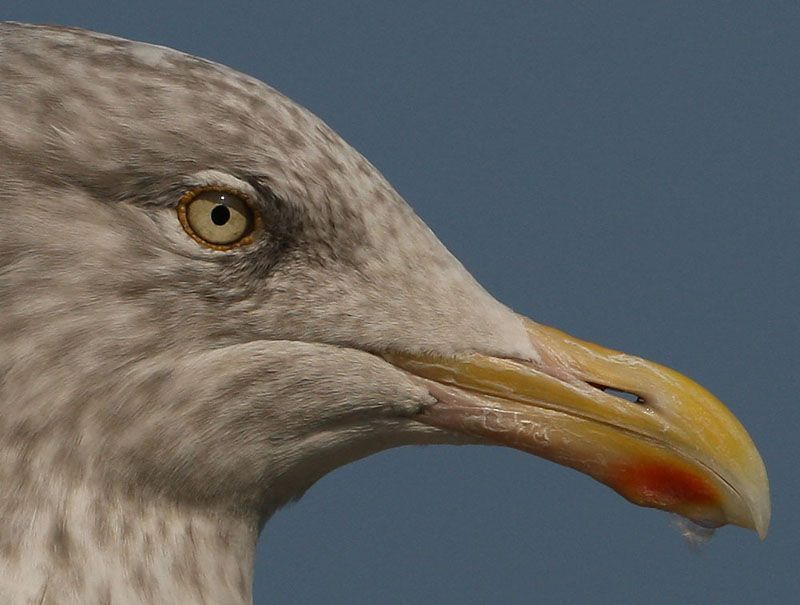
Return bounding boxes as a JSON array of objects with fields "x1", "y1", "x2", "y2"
[{"x1": 184, "y1": 170, "x2": 260, "y2": 199}]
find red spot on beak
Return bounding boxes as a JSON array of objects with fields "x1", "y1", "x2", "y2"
[{"x1": 613, "y1": 461, "x2": 719, "y2": 509}]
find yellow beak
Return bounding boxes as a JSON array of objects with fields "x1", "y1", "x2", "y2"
[{"x1": 386, "y1": 317, "x2": 770, "y2": 538}]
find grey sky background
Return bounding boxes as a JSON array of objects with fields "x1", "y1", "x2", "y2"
[{"x1": 2, "y1": 2, "x2": 797, "y2": 603}]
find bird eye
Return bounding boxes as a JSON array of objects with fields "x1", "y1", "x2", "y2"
[{"x1": 178, "y1": 189, "x2": 257, "y2": 249}]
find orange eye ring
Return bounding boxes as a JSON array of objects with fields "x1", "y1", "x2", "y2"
[{"x1": 177, "y1": 186, "x2": 262, "y2": 251}]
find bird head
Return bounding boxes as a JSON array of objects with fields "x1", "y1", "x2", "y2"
[{"x1": 0, "y1": 23, "x2": 768, "y2": 537}]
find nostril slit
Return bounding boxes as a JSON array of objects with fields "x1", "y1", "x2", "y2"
[{"x1": 588, "y1": 382, "x2": 646, "y2": 405}]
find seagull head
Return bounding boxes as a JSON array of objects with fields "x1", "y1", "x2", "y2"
[{"x1": 0, "y1": 22, "x2": 768, "y2": 541}]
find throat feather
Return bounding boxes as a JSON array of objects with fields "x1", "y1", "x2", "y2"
[{"x1": 0, "y1": 482, "x2": 258, "y2": 605}]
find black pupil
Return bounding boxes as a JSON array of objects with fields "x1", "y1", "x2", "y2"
[{"x1": 211, "y1": 204, "x2": 231, "y2": 226}]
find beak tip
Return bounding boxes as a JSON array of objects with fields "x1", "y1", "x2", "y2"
[
  {"x1": 753, "y1": 508, "x2": 770, "y2": 541},
  {"x1": 741, "y1": 459, "x2": 770, "y2": 540},
  {"x1": 753, "y1": 483, "x2": 771, "y2": 541}
]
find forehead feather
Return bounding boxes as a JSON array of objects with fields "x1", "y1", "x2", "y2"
[{"x1": 0, "y1": 22, "x2": 395, "y2": 220}]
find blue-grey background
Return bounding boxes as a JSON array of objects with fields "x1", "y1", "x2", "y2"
[{"x1": 2, "y1": 2, "x2": 797, "y2": 603}]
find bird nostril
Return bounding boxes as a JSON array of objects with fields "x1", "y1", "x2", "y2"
[{"x1": 588, "y1": 382, "x2": 646, "y2": 405}]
